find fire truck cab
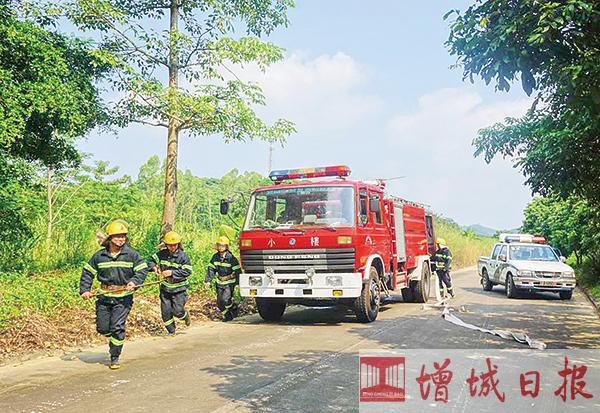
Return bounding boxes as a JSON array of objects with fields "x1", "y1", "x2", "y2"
[{"x1": 224, "y1": 166, "x2": 437, "y2": 323}]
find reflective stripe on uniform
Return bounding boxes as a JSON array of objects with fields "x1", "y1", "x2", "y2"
[
  {"x1": 215, "y1": 278, "x2": 236, "y2": 285},
  {"x1": 152, "y1": 254, "x2": 160, "y2": 263},
  {"x1": 164, "y1": 318, "x2": 174, "y2": 326},
  {"x1": 97, "y1": 261, "x2": 134, "y2": 269},
  {"x1": 208, "y1": 263, "x2": 216, "y2": 269},
  {"x1": 182, "y1": 264, "x2": 193, "y2": 271},
  {"x1": 160, "y1": 260, "x2": 182, "y2": 268},
  {"x1": 110, "y1": 336, "x2": 125, "y2": 346},
  {"x1": 134, "y1": 262, "x2": 148, "y2": 271},
  {"x1": 161, "y1": 280, "x2": 190, "y2": 289},
  {"x1": 214, "y1": 262, "x2": 232, "y2": 268},
  {"x1": 176, "y1": 311, "x2": 188, "y2": 320},
  {"x1": 84, "y1": 263, "x2": 97, "y2": 275},
  {"x1": 232, "y1": 265, "x2": 241, "y2": 271}
]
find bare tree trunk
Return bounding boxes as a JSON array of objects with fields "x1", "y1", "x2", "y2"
[
  {"x1": 46, "y1": 167, "x2": 53, "y2": 245},
  {"x1": 160, "y1": 0, "x2": 180, "y2": 237}
]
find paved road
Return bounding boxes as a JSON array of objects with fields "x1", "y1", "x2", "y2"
[{"x1": 1, "y1": 267, "x2": 599, "y2": 412}]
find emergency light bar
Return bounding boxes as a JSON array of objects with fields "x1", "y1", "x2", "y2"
[
  {"x1": 269, "y1": 165, "x2": 351, "y2": 182},
  {"x1": 499, "y1": 233, "x2": 546, "y2": 244}
]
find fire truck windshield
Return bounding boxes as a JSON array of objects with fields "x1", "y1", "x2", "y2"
[{"x1": 244, "y1": 186, "x2": 356, "y2": 230}]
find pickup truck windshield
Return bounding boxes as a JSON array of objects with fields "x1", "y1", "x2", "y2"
[
  {"x1": 509, "y1": 245, "x2": 559, "y2": 262},
  {"x1": 244, "y1": 186, "x2": 355, "y2": 230}
]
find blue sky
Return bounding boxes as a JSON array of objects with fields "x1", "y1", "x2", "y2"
[{"x1": 77, "y1": 1, "x2": 533, "y2": 230}]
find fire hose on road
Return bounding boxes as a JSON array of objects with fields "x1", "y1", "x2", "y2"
[{"x1": 423, "y1": 278, "x2": 547, "y2": 350}]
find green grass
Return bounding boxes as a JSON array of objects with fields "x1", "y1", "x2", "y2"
[
  {"x1": 435, "y1": 219, "x2": 497, "y2": 269},
  {"x1": 1, "y1": 219, "x2": 497, "y2": 332}
]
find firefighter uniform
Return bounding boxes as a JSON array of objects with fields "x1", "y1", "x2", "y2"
[
  {"x1": 205, "y1": 244, "x2": 241, "y2": 321},
  {"x1": 148, "y1": 243, "x2": 192, "y2": 334},
  {"x1": 432, "y1": 240, "x2": 453, "y2": 298},
  {"x1": 80, "y1": 244, "x2": 148, "y2": 361}
]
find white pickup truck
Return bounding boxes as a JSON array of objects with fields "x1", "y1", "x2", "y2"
[{"x1": 478, "y1": 234, "x2": 576, "y2": 300}]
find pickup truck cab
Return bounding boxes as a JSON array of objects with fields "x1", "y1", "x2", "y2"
[{"x1": 478, "y1": 234, "x2": 576, "y2": 300}]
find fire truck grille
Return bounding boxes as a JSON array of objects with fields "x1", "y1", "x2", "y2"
[{"x1": 241, "y1": 248, "x2": 356, "y2": 274}]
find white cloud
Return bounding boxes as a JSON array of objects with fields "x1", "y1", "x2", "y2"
[
  {"x1": 382, "y1": 88, "x2": 533, "y2": 229},
  {"x1": 241, "y1": 52, "x2": 384, "y2": 136}
]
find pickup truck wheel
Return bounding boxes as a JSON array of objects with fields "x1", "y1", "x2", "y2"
[
  {"x1": 256, "y1": 298, "x2": 286, "y2": 321},
  {"x1": 481, "y1": 269, "x2": 493, "y2": 291},
  {"x1": 505, "y1": 274, "x2": 518, "y2": 299},
  {"x1": 412, "y1": 262, "x2": 431, "y2": 303},
  {"x1": 354, "y1": 267, "x2": 380, "y2": 322},
  {"x1": 559, "y1": 290, "x2": 573, "y2": 300}
]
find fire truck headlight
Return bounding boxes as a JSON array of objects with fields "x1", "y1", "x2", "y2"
[
  {"x1": 337, "y1": 236, "x2": 352, "y2": 245},
  {"x1": 249, "y1": 276, "x2": 263, "y2": 286},
  {"x1": 326, "y1": 276, "x2": 343, "y2": 287}
]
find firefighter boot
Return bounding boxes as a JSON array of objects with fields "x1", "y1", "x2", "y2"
[{"x1": 110, "y1": 355, "x2": 121, "y2": 370}]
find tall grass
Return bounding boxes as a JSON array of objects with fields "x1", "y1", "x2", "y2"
[{"x1": 435, "y1": 218, "x2": 497, "y2": 269}]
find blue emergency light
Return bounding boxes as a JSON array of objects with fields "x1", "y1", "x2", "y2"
[{"x1": 269, "y1": 165, "x2": 351, "y2": 182}]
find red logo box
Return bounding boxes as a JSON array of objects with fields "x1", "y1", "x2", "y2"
[{"x1": 360, "y1": 356, "x2": 406, "y2": 402}]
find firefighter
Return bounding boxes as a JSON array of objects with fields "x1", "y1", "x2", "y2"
[
  {"x1": 80, "y1": 220, "x2": 148, "y2": 369},
  {"x1": 148, "y1": 231, "x2": 192, "y2": 335},
  {"x1": 205, "y1": 236, "x2": 241, "y2": 321},
  {"x1": 432, "y1": 237, "x2": 454, "y2": 298}
]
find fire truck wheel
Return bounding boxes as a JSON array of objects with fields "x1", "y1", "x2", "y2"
[
  {"x1": 255, "y1": 298, "x2": 286, "y2": 321},
  {"x1": 401, "y1": 286, "x2": 415, "y2": 302},
  {"x1": 354, "y1": 267, "x2": 381, "y2": 323},
  {"x1": 412, "y1": 262, "x2": 431, "y2": 303}
]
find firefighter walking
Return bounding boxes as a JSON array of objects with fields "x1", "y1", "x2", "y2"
[
  {"x1": 80, "y1": 220, "x2": 148, "y2": 369},
  {"x1": 205, "y1": 236, "x2": 241, "y2": 321},
  {"x1": 148, "y1": 231, "x2": 192, "y2": 335},
  {"x1": 432, "y1": 237, "x2": 454, "y2": 298}
]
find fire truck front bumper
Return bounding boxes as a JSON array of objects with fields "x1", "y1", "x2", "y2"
[{"x1": 240, "y1": 272, "x2": 363, "y2": 298}]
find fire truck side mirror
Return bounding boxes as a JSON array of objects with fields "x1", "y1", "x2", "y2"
[{"x1": 220, "y1": 199, "x2": 230, "y2": 215}]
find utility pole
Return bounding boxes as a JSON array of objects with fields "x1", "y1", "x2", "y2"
[{"x1": 268, "y1": 142, "x2": 274, "y2": 173}]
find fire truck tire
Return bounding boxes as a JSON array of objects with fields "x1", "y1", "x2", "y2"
[
  {"x1": 412, "y1": 263, "x2": 431, "y2": 303},
  {"x1": 354, "y1": 267, "x2": 381, "y2": 323},
  {"x1": 255, "y1": 298, "x2": 286, "y2": 321},
  {"x1": 401, "y1": 286, "x2": 415, "y2": 302}
]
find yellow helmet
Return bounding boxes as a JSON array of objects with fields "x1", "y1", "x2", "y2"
[
  {"x1": 163, "y1": 231, "x2": 182, "y2": 245},
  {"x1": 105, "y1": 220, "x2": 129, "y2": 236},
  {"x1": 216, "y1": 236, "x2": 230, "y2": 246},
  {"x1": 436, "y1": 237, "x2": 447, "y2": 246}
]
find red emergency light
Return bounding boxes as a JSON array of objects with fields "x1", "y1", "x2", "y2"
[{"x1": 269, "y1": 165, "x2": 351, "y2": 182}]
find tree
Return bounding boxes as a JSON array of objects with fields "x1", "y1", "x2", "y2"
[
  {"x1": 0, "y1": 4, "x2": 110, "y2": 167},
  {"x1": 522, "y1": 196, "x2": 600, "y2": 266},
  {"x1": 0, "y1": 3, "x2": 112, "y2": 270},
  {"x1": 445, "y1": 0, "x2": 600, "y2": 202},
  {"x1": 58, "y1": 0, "x2": 296, "y2": 237}
]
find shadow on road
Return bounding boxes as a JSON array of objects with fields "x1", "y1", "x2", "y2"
[
  {"x1": 201, "y1": 350, "x2": 357, "y2": 412},
  {"x1": 462, "y1": 286, "x2": 564, "y2": 301},
  {"x1": 60, "y1": 351, "x2": 109, "y2": 366},
  {"x1": 347, "y1": 301, "x2": 600, "y2": 349}
]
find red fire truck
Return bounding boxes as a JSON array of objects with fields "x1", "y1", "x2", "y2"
[{"x1": 221, "y1": 165, "x2": 437, "y2": 322}]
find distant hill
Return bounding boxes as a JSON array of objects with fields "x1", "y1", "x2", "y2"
[
  {"x1": 464, "y1": 224, "x2": 522, "y2": 237},
  {"x1": 464, "y1": 224, "x2": 498, "y2": 237}
]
